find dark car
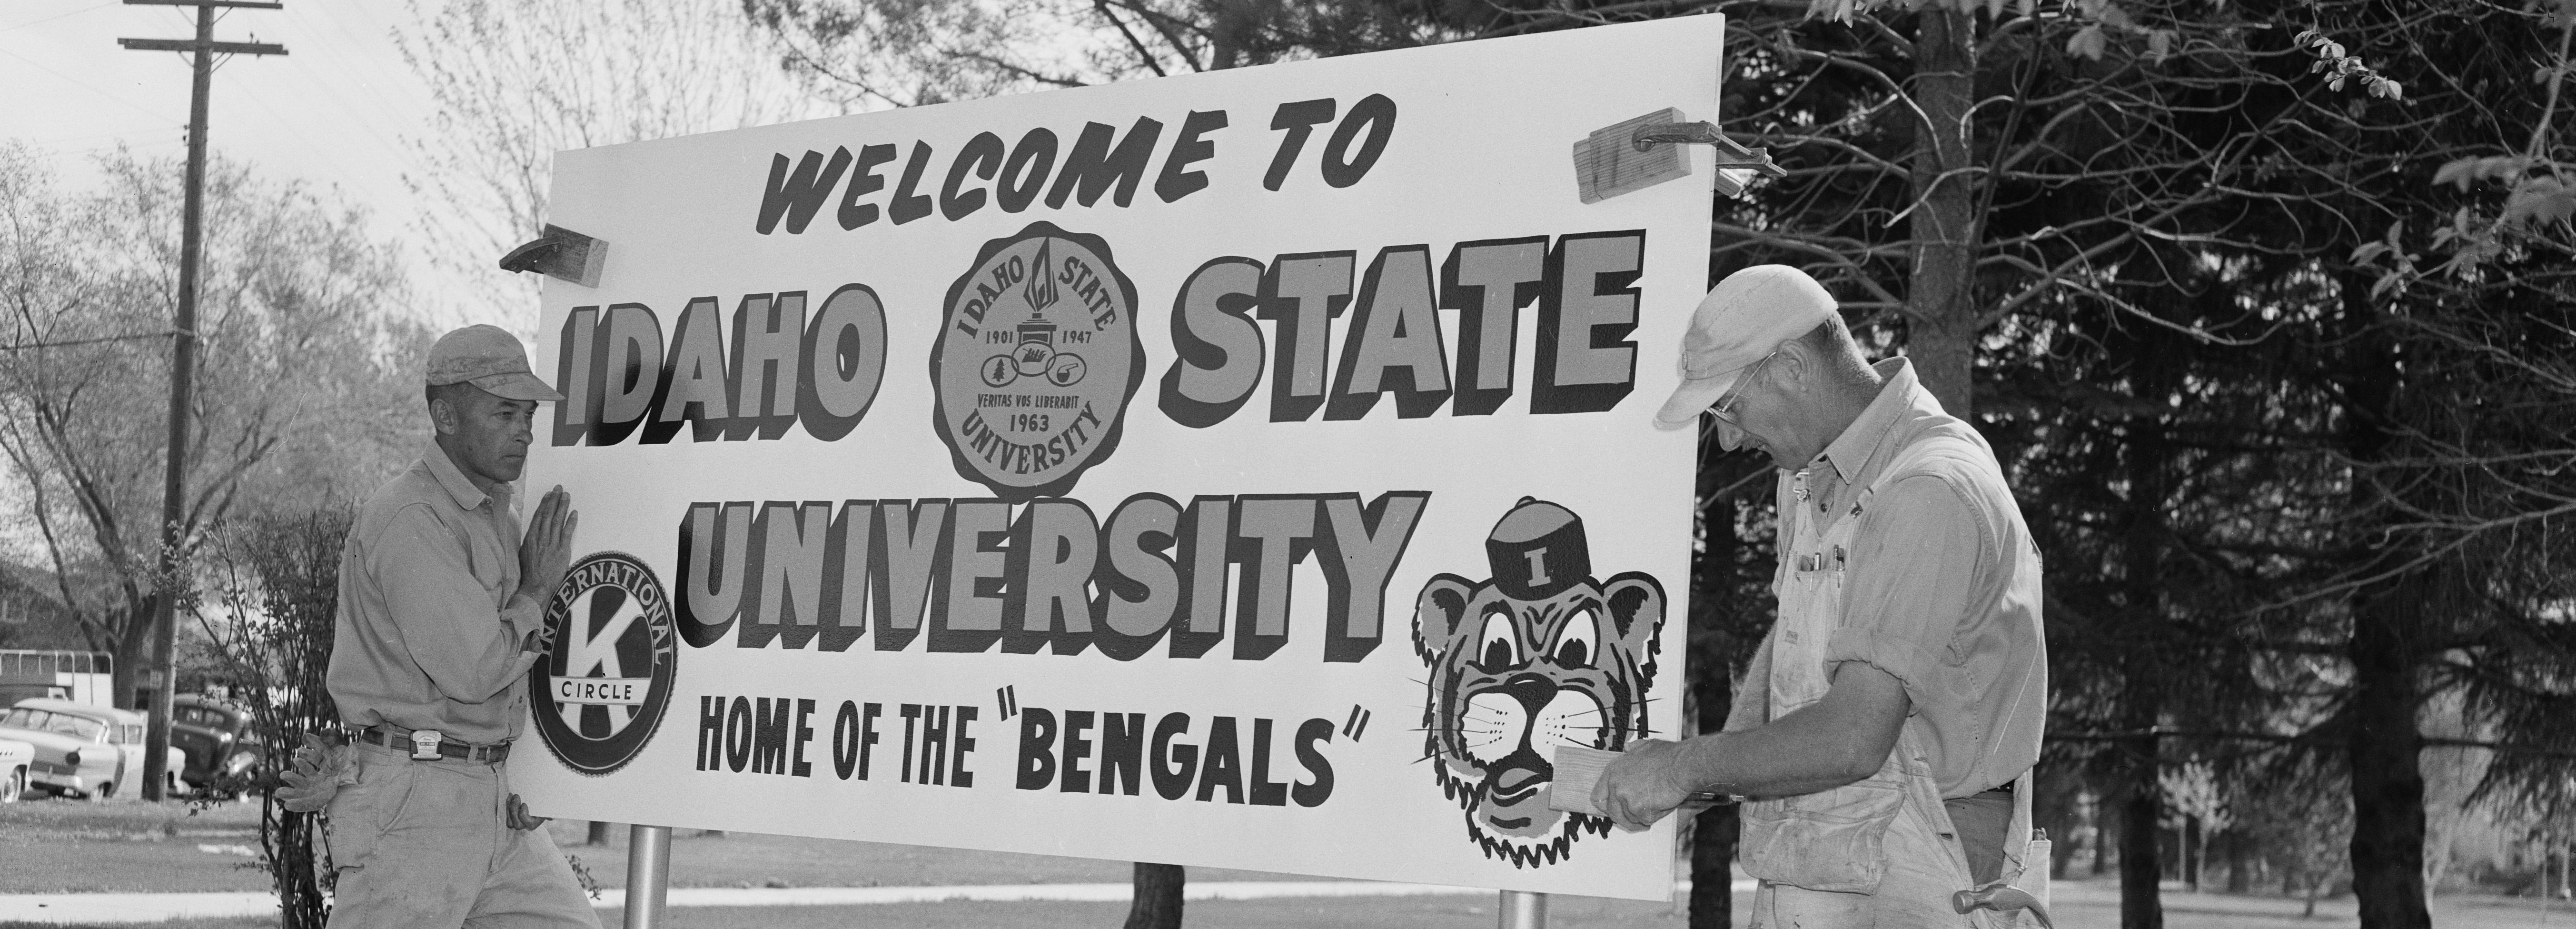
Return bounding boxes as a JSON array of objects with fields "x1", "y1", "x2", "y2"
[{"x1": 171, "y1": 695, "x2": 264, "y2": 794}]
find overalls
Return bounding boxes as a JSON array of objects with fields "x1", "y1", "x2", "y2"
[{"x1": 1735, "y1": 437, "x2": 2037, "y2": 929}]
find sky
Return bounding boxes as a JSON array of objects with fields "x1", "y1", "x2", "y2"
[{"x1": 0, "y1": 0, "x2": 491, "y2": 327}]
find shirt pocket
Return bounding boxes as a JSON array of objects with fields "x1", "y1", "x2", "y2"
[
  {"x1": 458, "y1": 519, "x2": 510, "y2": 594},
  {"x1": 1737, "y1": 777, "x2": 1905, "y2": 893}
]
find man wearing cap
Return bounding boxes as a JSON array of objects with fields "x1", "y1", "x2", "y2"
[
  {"x1": 1590, "y1": 266, "x2": 2046, "y2": 926},
  {"x1": 312, "y1": 324, "x2": 594, "y2": 929}
]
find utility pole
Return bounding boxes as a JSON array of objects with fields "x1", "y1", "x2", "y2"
[{"x1": 118, "y1": 0, "x2": 285, "y2": 803}]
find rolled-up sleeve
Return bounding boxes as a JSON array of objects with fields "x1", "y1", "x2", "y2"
[
  {"x1": 366, "y1": 502, "x2": 541, "y2": 703},
  {"x1": 1825, "y1": 475, "x2": 1987, "y2": 709}
]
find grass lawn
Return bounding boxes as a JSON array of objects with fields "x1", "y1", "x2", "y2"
[
  {"x1": 0, "y1": 795, "x2": 269, "y2": 893},
  {"x1": 0, "y1": 794, "x2": 1308, "y2": 894},
  {"x1": 0, "y1": 895, "x2": 1708, "y2": 929},
  {"x1": 11, "y1": 796, "x2": 2569, "y2": 929},
  {"x1": 574, "y1": 894, "x2": 1709, "y2": 928},
  {"x1": 11, "y1": 888, "x2": 2576, "y2": 929},
  {"x1": 541, "y1": 822, "x2": 1341, "y2": 890}
]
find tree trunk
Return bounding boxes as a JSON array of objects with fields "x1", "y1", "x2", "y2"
[
  {"x1": 1205, "y1": 0, "x2": 1255, "y2": 70},
  {"x1": 1902, "y1": 8, "x2": 1981, "y2": 417},
  {"x1": 2226, "y1": 830, "x2": 2251, "y2": 893},
  {"x1": 2347, "y1": 574, "x2": 2431, "y2": 929},
  {"x1": 1125, "y1": 862, "x2": 1184, "y2": 929},
  {"x1": 1686, "y1": 487, "x2": 1740, "y2": 929},
  {"x1": 2183, "y1": 815, "x2": 2200, "y2": 891},
  {"x1": 2337, "y1": 272, "x2": 2432, "y2": 929},
  {"x1": 1691, "y1": 805, "x2": 1738, "y2": 928},
  {"x1": 116, "y1": 611, "x2": 154, "y2": 709},
  {"x1": 2121, "y1": 788, "x2": 2162, "y2": 929},
  {"x1": 2051, "y1": 815, "x2": 2077, "y2": 879},
  {"x1": 2117, "y1": 320, "x2": 2175, "y2": 929},
  {"x1": 2093, "y1": 809, "x2": 2111, "y2": 876}
]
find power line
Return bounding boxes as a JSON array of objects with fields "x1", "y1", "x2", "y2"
[
  {"x1": 0, "y1": 44, "x2": 178, "y2": 122},
  {"x1": 1, "y1": 2, "x2": 120, "y2": 32},
  {"x1": 0, "y1": 331, "x2": 185, "y2": 350}
]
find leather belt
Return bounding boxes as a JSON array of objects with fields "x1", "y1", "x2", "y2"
[{"x1": 355, "y1": 725, "x2": 511, "y2": 764}]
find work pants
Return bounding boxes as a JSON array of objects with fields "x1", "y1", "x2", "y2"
[{"x1": 323, "y1": 742, "x2": 599, "y2": 929}]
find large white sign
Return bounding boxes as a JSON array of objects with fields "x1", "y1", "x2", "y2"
[{"x1": 519, "y1": 15, "x2": 1721, "y2": 900}]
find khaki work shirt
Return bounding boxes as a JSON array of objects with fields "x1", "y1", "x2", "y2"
[
  {"x1": 327, "y1": 443, "x2": 544, "y2": 745},
  {"x1": 1769, "y1": 358, "x2": 2047, "y2": 798}
]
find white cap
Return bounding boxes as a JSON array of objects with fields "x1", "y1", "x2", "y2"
[{"x1": 1651, "y1": 265, "x2": 1839, "y2": 429}]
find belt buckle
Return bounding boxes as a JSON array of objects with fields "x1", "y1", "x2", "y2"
[{"x1": 410, "y1": 728, "x2": 444, "y2": 760}]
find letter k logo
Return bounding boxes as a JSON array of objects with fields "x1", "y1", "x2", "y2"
[{"x1": 557, "y1": 586, "x2": 647, "y2": 731}]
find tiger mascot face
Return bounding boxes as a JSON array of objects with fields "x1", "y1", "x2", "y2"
[{"x1": 1412, "y1": 499, "x2": 1664, "y2": 868}]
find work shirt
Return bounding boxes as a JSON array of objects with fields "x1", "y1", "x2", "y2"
[
  {"x1": 327, "y1": 443, "x2": 543, "y2": 745},
  {"x1": 1768, "y1": 358, "x2": 2046, "y2": 798}
]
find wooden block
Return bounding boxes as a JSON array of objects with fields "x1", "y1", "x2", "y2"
[
  {"x1": 1572, "y1": 108, "x2": 1690, "y2": 204},
  {"x1": 498, "y1": 224, "x2": 609, "y2": 288},
  {"x1": 1547, "y1": 745, "x2": 1622, "y2": 816},
  {"x1": 1549, "y1": 744, "x2": 1731, "y2": 818}
]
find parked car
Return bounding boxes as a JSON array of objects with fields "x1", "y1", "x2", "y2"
[
  {"x1": 0, "y1": 736, "x2": 30, "y2": 802},
  {"x1": 0, "y1": 699, "x2": 188, "y2": 799},
  {"x1": 171, "y1": 694, "x2": 265, "y2": 793}
]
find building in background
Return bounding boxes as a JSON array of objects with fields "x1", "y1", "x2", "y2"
[{"x1": 0, "y1": 649, "x2": 113, "y2": 707}]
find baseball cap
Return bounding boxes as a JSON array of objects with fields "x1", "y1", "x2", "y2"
[
  {"x1": 426, "y1": 324, "x2": 565, "y2": 402},
  {"x1": 1651, "y1": 265, "x2": 1840, "y2": 429}
]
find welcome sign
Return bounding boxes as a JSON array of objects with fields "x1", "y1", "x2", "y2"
[{"x1": 518, "y1": 14, "x2": 1722, "y2": 900}]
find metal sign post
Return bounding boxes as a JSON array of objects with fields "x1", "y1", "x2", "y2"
[
  {"x1": 622, "y1": 825, "x2": 673, "y2": 929},
  {"x1": 1499, "y1": 889, "x2": 1547, "y2": 929}
]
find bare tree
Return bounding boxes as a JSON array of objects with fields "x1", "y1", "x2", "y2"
[
  {"x1": 743, "y1": 0, "x2": 1475, "y2": 108},
  {"x1": 0, "y1": 141, "x2": 423, "y2": 709},
  {"x1": 196, "y1": 508, "x2": 352, "y2": 929},
  {"x1": 396, "y1": 0, "x2": 837, "y2": 289}
]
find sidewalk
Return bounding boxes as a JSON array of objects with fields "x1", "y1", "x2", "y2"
[{"x1": 2, "y1": 880, "x2": 1757, "y2": 924}]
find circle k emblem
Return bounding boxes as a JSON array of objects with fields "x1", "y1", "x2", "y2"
[{"x1": 528, "y1": 551, "x2": 679, "y2": 776}]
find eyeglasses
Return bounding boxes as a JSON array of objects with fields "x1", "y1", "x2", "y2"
[{"x1": 1708, "y1": 352, "x2": 1776, "y2": 424}]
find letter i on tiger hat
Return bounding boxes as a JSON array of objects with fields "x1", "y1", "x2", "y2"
[{"x1": 1485, "y1": 497, "x2": 1591, "y2": 599}]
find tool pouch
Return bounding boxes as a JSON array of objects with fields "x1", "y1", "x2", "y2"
[{"x1": 1737, "y1": 776, "x2": 1905, "y2": 893}]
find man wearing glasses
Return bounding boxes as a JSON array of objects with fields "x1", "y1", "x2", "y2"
[{"x1": 1589, "y1": 265, "x2": 2048, "y2": 926}]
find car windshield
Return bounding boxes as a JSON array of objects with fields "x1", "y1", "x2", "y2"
[
  {"x1": 48, "y1": 714, "x2": 105, "y2": 739},
  {"x1": 0, "y1": 708, "x2": 41, "y2": 730}
]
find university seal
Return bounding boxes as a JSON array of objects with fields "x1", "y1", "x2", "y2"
[{"x1": 930, "y1": 222, "x2": 1145, "y2": 500}]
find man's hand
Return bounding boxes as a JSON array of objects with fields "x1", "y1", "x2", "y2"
[
  {"x1": 507, "y1": 793, "x2": 549, "y2": 831},
  {"x1": 274, "y1": 733, "x2": 354, "y2": 813},
  {"x1": 516, "y1": 485, "x2": 577, "y2": 604},
  {"x1": 1591, "y1": 738, "x2": 1693, "y2": 832}
]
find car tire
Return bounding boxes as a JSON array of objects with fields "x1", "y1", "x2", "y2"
[
  {"x1": 89, "y1": 780, "x2": 114, "y2": 801},
  {"x1": 1, "y1": 767, "x2": 22, "y2": 803}
]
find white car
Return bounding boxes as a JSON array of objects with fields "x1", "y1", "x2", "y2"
[
  {"x1": 0, "y1": 737, "x2": 30, "y2": 802},
  {"x1": 0, "y1": 699, "x2": 188, "y2": 799}
]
